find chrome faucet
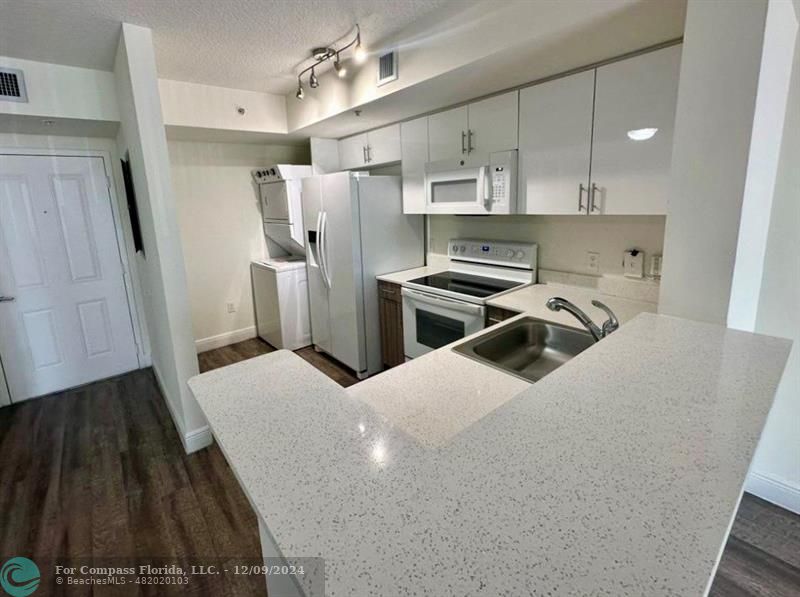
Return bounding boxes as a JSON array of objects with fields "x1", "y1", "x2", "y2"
[{"x1": 546, "y1": 297, "x2": 619, "y2": 342}]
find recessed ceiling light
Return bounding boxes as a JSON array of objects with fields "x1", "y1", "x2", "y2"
[{"x1": 627, "y1": 127, "x2": 658, "y2": 141}]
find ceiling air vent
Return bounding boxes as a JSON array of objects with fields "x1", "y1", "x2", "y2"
[
  {"x1": 377, "y1": 51, "x2": 398, "y2": 87},
  {"x1": 0, "y1": 68, "x2": 28, "y2": 102}
]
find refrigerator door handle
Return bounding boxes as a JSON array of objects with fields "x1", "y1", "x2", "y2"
[{"x1": 319, "y1": 211, "x2": 332, "y2": 289}]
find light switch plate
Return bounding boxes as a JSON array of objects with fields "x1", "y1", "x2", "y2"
[
  {"x1": 624, "y1": 250, "x2": 645, "y2": 278},
  {"x1": 586, "y1": 251, "x2": 600, "y2": 274}
]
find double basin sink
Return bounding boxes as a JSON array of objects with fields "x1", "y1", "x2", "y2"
[{"x1": 453, "y1": 316, "x2": 594, "y2": 383}]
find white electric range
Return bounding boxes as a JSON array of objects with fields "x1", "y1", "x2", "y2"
[{"x1": 402, "y1": 239, "x2": 538, "y2": 359}]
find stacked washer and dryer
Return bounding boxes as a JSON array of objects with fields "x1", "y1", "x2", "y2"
[{"x1": 250, "y1": 165, "x2": 312, "y2": 351}]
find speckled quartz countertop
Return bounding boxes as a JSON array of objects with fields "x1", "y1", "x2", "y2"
[
  {"x1": 375, "y1": 264, "x2": 445, "y2": 284},
  {"x1": 487, "y1": 282, "x2": 658, "y2": 328},
  {"x1": 189, "y1": 313, "x2": 791, "y2": 597}
]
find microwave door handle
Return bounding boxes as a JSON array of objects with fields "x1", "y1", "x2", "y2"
[
  {"x1": 401, "y1": 288, "x2": 484, "y2": 316},
  {"x1": 482, "y1": 166, "x2": 491, "y2": 205}
]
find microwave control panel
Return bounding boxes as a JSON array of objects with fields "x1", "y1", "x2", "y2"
[{"x1": 491, "y1": 167, "x2": 507, "y2": 202}]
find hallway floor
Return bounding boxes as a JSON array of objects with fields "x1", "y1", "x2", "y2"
[{"x1": 0, "y1": 338, "x2": 796, "y2": 596}]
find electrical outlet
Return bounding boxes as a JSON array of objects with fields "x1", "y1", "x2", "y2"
[
  {"x1": 586, "y1": 251, "x2": 600, "y2": 274},
  {"x1": 226, "y1": 302, "x2": 236, "y2": 314}
]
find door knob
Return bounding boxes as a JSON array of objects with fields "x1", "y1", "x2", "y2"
[{"x1": 0, "y1": 296, "x2": 15, "y2": 303}]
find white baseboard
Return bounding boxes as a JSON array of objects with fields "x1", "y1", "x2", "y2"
[
  {"x1": 184, "y1": 425, "x2": 214, "y2": 453},
  {"x1": 195, "y1": 326, "x2": 257, "y2": 353},
  {"x1": 151, "y1": 363, "x2": 214, "y2": 455},
  {"x1": 745, "y1": 471, "x2": 800, "y2": 515}
]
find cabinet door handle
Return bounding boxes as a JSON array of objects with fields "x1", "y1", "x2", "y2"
[
  {"x1": 461, "y1": 131, "x2": 467, "y2": 154},
  {"x1": 467, "y1": 130, "x2": 474, "y2": 153},
  {"x1": 0, "y1": 296, "x2": 15, "y2": 303},
  {"x1": 590, "y1": 183, "x2": 601, "y2": 213},
  {"x1": 578, "y1": 184, "x2": 588, "y2": 213},
  {"x1": 367, "y1": 145, "x2": 372, "y2": 163},
  {"x1": 363, "y1": 146, "x2": 367, "y2": 164}
]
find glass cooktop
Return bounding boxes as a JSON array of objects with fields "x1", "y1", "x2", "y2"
[{"x1": 407, "y1": 271, "x2": 523, "y2": 299}]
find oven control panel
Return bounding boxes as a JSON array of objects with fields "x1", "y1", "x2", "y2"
[{"x1": 448, "y1": 239, "x2": 538, "y2": 270}]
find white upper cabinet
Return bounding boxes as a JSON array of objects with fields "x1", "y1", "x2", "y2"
[
  {"x1": 400, "y1": 116, "x2": 429, "y2": 214},
  {"x1": 428, "y1": 106, "x2": 468, "y2": 162},
  {"x1": 467, "y1": 91, "x2": 519, "y2": 156},
  {"x1": 589, "y1": 45, "x2": 682, "y2": 215},
  {"x1": 339, "y1": 133, "x2": 368, "y2": 170},
  {"x1": 367, "y1": 123, "x2": 401, "y2": 165},
  {"x1": 427, "y1": 92, "x2": 519, "y2": 163},
  {"x1": 338, "y1": 124, "x2": 401, "y2": 170},
  {"x1": 518, "y1": 71, "x2": 595, "y2": 214}
]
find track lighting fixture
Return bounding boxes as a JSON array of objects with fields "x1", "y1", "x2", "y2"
[
  {"x1": 354, "y1": 26, "x2": 366, "y2": 63},
  {"x1": 334, "y1": 53, "x2": 347, "y2": 78},
  {"x1": 294, "y1": 24, "x2": 365, "y2": 100}
]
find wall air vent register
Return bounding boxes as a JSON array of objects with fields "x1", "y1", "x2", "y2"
[
  {"x1": 0, "y1": 68, "x2": 28, "y2": 102},
  {"x1": 377, "y1": 51, "x2": 398, "y2": 86}
]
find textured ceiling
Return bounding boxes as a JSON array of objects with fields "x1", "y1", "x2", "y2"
[{"x1": 0, "y1": 0, "x2": 462, "y2": 94}]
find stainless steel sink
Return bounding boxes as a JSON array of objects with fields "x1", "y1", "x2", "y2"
[{"x1": 452, "y1": 316, "x2": 595, "y2": 383}]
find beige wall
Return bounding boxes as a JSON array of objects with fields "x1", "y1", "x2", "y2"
[
  {"x1": 169, "y1": 140, "x2": 310, "y2": 349},
  {"x1": 428, "y1": 215, "x2": 665, "y2": 277}
]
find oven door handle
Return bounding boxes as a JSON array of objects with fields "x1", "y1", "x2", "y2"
[{"x1": 401, "y1": 288, "x2": 485, "y2": 316}]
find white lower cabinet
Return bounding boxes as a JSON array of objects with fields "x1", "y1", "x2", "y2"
[
  {"x1": 401, "y1": 116, "x2": 429, "y2": 214},
  {"x1": 589, "y1": 45, "x2": 682, "y2": 215}
]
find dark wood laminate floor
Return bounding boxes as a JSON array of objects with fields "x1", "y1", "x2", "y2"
[{"x1": 1, "y1": 337, "x2": 797, "y2": 596}]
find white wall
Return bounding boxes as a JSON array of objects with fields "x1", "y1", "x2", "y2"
[
  {"x1": 159, "y1": 79, "x2": 288, "y2": 134},
  {"x1": 114, "y1": 24, "x2": 209, "y2": 453},
  {"x1": 744, "y1": 0, "x2": 800, "y2": 514},
  {"x1": 168, "y1": 140, "x2": 310, "y2": 350},
  {"x1": 658, "y1": 0, "x2": 768, "y2": 324},
  {"x1": 728, "y1": 0, "x2": 798, "y2": 331},
  {"x1": 0, "y1": 56, "x2": 118, "y2": 122},
  {"x1": 0, "y1": 359, "x2": 9, "y2": 407},
  {"x1": 428, "y1": 215, "x2": 665, "y2": 278}
]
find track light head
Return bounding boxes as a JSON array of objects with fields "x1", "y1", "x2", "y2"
[
  {"x1": 354, "y1": 29, "x2": 366, "y2": 63},
  {"x1": 309, "y1": 67, "x2": 319, "y2": 88},
  {"x1": 334, "y1": 54, "x2": 347, "y2": 78},
  {"x1": 296, "y1": 82, "x2": 304, "y2": 100}
]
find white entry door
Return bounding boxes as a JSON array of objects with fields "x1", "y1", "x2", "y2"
[{"x1": 0, "y1": 154, "x2": 139, "y2": 402}]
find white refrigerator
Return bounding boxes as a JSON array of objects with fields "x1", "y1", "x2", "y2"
[{"x1": 302, "y1": 173, "x2": 424, "y2": 378}]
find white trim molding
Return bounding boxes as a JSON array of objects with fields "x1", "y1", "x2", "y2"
[
  {"x1": 184, "y1": 425, "x2": 214, "y2": 454},
  {"x1": 151, "y1": 364, "x2": 213, "y2": 454},
  {"x1": 746, "y1": 471, "x2": 800, "y2": 515},
  {"x1": 195, "y1": 326, "x2": 257, "y2": 353}
]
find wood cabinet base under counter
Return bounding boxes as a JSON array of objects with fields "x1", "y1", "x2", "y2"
[{"x1": 378, "y1": 280, "x2": 404, "y2": 368}]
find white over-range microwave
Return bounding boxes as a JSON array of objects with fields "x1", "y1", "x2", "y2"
[{"x1": 424, "y1": 150, "x2": 517, "y2": 215}]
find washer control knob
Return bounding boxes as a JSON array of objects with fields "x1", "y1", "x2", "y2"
[
  {"x1": 452, "y1": 245, "x2": 459, "y2": 253},
  {"x1": 460, "y1": 245, "x2": 466, "y2": 253},
  {"x1": 515, "y1": 250, "x2": 525, "y2": 259},
  {"x1": 505, "y1": 249, "x2": 514, "y2": 258}
]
